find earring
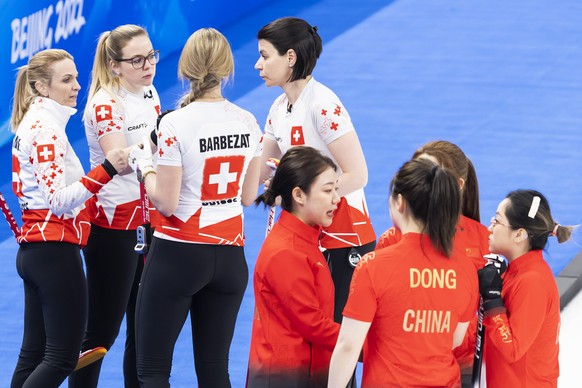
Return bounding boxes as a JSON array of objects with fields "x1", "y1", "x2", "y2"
[{"x1": 289, "y1": 64, "x2": 293, "y2": 68}]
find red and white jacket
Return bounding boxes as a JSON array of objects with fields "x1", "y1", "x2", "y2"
[
  {"x1": 264, "y1": 78, "x2": 375, "y2": 249},
  {"x1": 84, "y1": 86, "x2": 161, "y2": 230},
  {"x1": 12, "y1": 97, "x2": 113, "y2": 246}
]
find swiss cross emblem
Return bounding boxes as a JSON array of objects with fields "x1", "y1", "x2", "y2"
[
  {"x1": 165, "y1": 137, "x2": 175, "y2": 147},
  {"x1": 12, "y1": 155, "x2": 23, "y2": 198},
  {"x1": 201, "y1": 156, "x2": 245, "y2": 201},
  {"x1": 37, "y1": 144, "x2": 55, "y2": 163},
  {"x1": 290, "y1": 126, "x2": 305, "y2": 145},
  {"x1": 95, "y1": 105, "x2": 112, "y2": 123}
]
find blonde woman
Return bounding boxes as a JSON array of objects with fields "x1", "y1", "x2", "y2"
[
  {"x1": 10, "y1": 49, "x2": 127, "y2": 387},
  {"x1": 131, "y1": 28, "x2": 262, "y2": 387},
  {"x1": 69, "y1": 24, "x2": 161, "y2": 388}
]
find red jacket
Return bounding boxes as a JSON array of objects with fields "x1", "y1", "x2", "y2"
[
  {"x1": 484, "y1": 250, "x2": 560, "y2": 387},
  {"x1": 247, "y1": 210, "x2": 339, "y2": 387}
]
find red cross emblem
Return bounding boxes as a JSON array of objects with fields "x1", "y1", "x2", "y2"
[
  {"x1": 37, "y1": 144, "x2": 55, "y2": 163},
  {"x1": 12, "y1": 155, "x2": 23, "y2": 198},
  {"x1": 290, "y1": 126, "x2": 305, "y2": 145},
  {"x1": 95, "y1": 105, "x2": 112, "y2": 123},
  {"x1": 201, "y1": 156, "x2": 245, "y2": 200}
]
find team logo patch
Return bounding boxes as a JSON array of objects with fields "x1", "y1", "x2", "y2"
[
  {"x1": 95, "y1": 105, "x2": 112, "y2": 123},
  {"x1": 36, "y1": 144, "x2": 55, "y2": 163},
  {"x1": 290, "y1": 126, "x2": 305, "y2": 145},
  {"x1": 201, "y1": 156, "x2": 245, "y2": 201}
]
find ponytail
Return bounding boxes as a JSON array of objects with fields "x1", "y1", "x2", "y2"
[
  {"x1": 426, "y1": 166, "x2": 461, "y2": 257},
  {"x1": 462, "y1": 158, "x2": 480, "y2": 222},
  {"x1": 180, "y1": 74, "x2": 221, "y2": 107},
  {"x1": 255, "y1": 188, "x2": 279, "y2": 208},
  {"x1": 391, "y1": 158, "x2": 461, "y2": 257},
  {"x1": 85, "y1": 31, "x2": 119, "y2": 119},
  {"x1": 10, "y1": 66, "x2": 35, "y2": 131},
  {"x1": 554, "y1": 224, "x2": 575, "y2": 244}
]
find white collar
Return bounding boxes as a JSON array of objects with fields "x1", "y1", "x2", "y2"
[{"x1": 31, "y1": 96, "x2": 77, "y2": 129}]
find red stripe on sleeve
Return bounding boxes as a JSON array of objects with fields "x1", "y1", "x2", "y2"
[{"x1": 81, "y1": 165, "x2": 113, "y2": 194}]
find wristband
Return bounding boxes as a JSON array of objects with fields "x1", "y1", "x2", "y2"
[
  {"x1": 102, "y1": 159, "x2": 118, "y2": 178},
  {"x1": 483, "y1": 297, "x2": 505, "y2": 312}
]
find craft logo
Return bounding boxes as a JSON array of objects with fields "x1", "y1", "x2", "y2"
[{"x1": 10, "y1": 0, "x2": 86, "y2": 64}]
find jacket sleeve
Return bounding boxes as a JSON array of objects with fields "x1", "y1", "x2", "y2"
[
  {"x1": 32, "y1": 126, "x2": 113, "y2": 216},
  {"x1": 483, "y1": 272, "x2": 548, "y2": 362},
  {"x1": 264, "y1": 248, "x2": 339, "y2": 352}
]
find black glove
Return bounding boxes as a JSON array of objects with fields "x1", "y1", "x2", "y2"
[{"x1": 478, "y1": 264, "x2": 505, "y2": 312}]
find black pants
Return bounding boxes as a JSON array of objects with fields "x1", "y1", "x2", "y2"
[
  {"x1": 68, "y1": 225, "x2": 143, "y2": 388},
  {"x1": 328, "y1": 241, "x2": 376, "y2": 323},
  {"x1": 11, "y1": 242, "x2": 87, "y2": 388},
  {"x1": 135, "y1": 237, "x2": 248, "y2": 388}
]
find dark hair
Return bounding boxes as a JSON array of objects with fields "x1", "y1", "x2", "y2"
[
  {"x1": 255, "y1": 146, "x2": 336, "y2": 212},
  {"x1": 390, "y1": 158, "x2": 461, "y2": 257},
  {"x1": 412, "y1": 140, "x2": 480, "y2": 222},
  {"x1": 504, "y1": 189, "x2": 575, "y2": 249},
  {"x1": 257, "y1": 17, "x2": 322, "y2": 82}
]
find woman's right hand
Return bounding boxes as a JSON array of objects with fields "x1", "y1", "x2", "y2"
[
  {"x1": 105, "y1": 148, "x2": 130, "y2": 174},
  {"x1": 129, "y1": 138, "x2": 154, "y2": 172}
]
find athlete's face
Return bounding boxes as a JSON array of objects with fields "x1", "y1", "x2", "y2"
[
  {"x1": 255, "y1": 39, "x2": 293, "y2": 88},
  {"x1": 293, "y1": 167, "x2": 340, "y2": 227},
  {"x1": 36, "y1": 58, "x2": 80, "y2": 108},
  {"x1": 112, "y1": 35, "x2": 157, "y2": 94},
  {"x1": 488, "y1": 198, "x2": 517, "y2": 258}
]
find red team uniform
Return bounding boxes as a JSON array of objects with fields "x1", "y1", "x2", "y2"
[
  {"x1": 247, "y1": 210, "x2": 339, "y2": 387},
  {"x1": 85, "y1": 86, "x2": 161, "y2": 229},
  {"x1": 377, "y1": 215, "x2": 489, "y2": 272},
  {"x1": 378, "y1": 215, "x2": 490, "y2": 369},
  {"x1": 344, "y1": 233, "x2": 479, "y2": 387},
  {"x1": 483, "y1": 250, "x2": 560, "y2": 387},
  {"x1": 13, "y1": 97, "x2": 114, "y2": 244},
  {"x1": 264, "y1": 78, "x2": 375, "y2": 249}
]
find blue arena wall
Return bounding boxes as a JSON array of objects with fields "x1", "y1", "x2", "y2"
[{"x1": 0, "y1": 0, "x2": 274, "y2": 147}]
